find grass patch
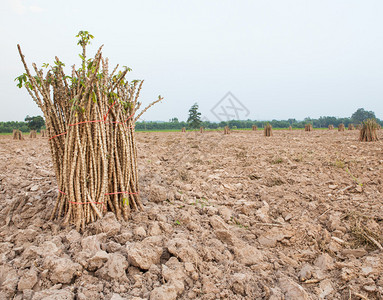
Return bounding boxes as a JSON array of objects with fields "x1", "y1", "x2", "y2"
[
  {"x1": 270, "y1": 157, "x2": 284, "y2": 164},
  {"x1": 334, "y1": 159, "x2": 346, "y2": 169}
]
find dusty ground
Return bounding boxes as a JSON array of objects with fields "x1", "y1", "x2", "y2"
[{"x1": 0, "y1": 129, "x2": 382, "y2": 300}]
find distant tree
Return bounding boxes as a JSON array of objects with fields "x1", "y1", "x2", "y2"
[
  {"x1": 170, "y1": 117, "x2": 179, "y2": 123},
  {"x1": 304, "y1": 117, "x2": 312, "y2": 122},
  {"x1": 24, "y1": 115, "x2": 45, "y2": 131},
  {"x1": 351, "y1": 108, "x2": 376, "y2": 124},
  {"x1": 187, "y1": 103, "x2": 202, "y2": 129}
]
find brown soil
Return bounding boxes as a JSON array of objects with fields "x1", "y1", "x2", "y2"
[{"x1": 0, "y1": 130, "x2": 383, "y2": 299}]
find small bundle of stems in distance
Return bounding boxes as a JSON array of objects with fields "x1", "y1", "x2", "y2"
[
  {"x1": 13, "y1": 129, "x2": 24, "y2": 140},
  {"x1": 338, "y1": 124, "x2": 345, "y2": 132},
  {"x1": 264, "y1": 123, "x2": 272, "y2": 137},
  {"x1": 29, "y1": 130, "x2": 37, "y2": 138},
  {"x1": 359, "y1": 119, "x2": 379, "y2": 142},
  {"x1": 17, "y1": 31, "x2": 162, "y2": 231}
]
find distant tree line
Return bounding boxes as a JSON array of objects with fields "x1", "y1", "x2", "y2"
[
  {"x1": 0, "y1": 109, "x2": 380, "y2": 133},
  {"x1": 135, "y1": 117, "x2": 383, "y2": 131},
  {"x1": 0, "y1": 115, "x2": 45, "y2": 133},
  {"x1": 0, "y1": 121, "x2": 30, "y2": 133},
  {"x1": 135, "y1": 108, "x2": 382, "y2": 131}
]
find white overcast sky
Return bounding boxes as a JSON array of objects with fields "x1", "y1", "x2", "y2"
[{"x1": 0, "y1": 0, "x2": 382, "y2": 122}]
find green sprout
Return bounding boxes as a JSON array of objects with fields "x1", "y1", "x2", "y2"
[
  {"x1": 15, "y1": 74, "x2": 27, "y2": 88},
  {"x1": 123, "y1": 198, "x2": 129, "y2": 206},
  {"x1": 346, "y1": 168, "x2": 363, "y2": 187},
  {"x1": 76, "y1": 30, "x2": 94, "y2": 47}
]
